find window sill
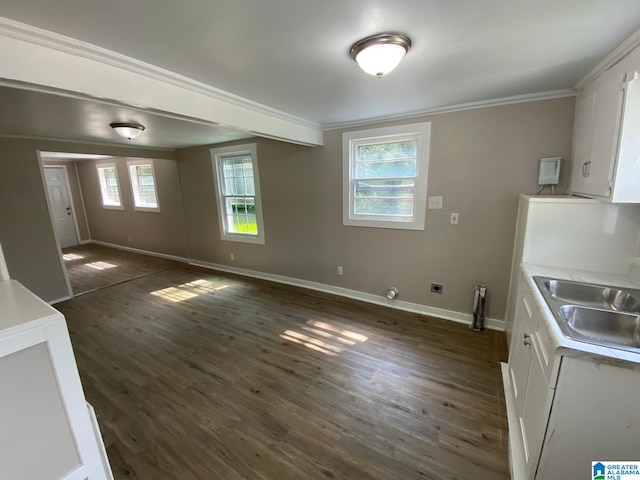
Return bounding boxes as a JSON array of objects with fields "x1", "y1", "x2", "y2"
[
  {"x1": 133, "y1": 206, "x2": 161, "y2": 213},
  {"x1": 221, "y1": 233, "x2": 265, "y2": 245},
  {"x1": 343, "y1": 217, "x2": 425, "y2": 231},
  {"x1": 102, "y1": 204, "x2": 124, "y2": 211}
]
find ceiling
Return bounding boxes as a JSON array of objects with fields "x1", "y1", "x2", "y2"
[
  {"x1": 1, "y1": 0, "x2": 640, "y2": 148},
  {"x1": 0, "y1": 86, "x2": 251, "y2": 149}
]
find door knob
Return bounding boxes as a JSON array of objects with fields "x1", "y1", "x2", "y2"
[{"x1": 66, "y1": 207, "x2": 71, "y2": 211}]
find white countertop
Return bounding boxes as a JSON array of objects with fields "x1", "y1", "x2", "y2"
[
  {"x1": 0, "y1": 279, "x2": 62, "y2": 336},
  {"x1": 521, "y1": 263, "x2": 640, "y2": 366}
]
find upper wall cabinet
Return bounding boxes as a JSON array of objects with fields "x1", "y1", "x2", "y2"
[{"x1": 570, "y1": 47, "x2": 640, "y2": 203}]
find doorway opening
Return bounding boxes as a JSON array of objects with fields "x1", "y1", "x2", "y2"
[{"x1": 39, "y1": 151, "x2": 113, "y2": 297}]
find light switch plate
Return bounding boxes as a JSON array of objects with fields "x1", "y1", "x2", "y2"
[{"x1": 428, "y1": 196, "x2": 443, "y2": 209}]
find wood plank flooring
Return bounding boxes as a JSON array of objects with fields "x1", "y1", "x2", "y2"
[
  {"x1": 62, "y1": 244, "x2": 181, "y2": 295},
  {"x1": 56, "y1": 247, "x2": 510, "y2": 480}
]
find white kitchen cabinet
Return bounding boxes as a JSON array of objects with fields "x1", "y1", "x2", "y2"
[
  {"x1": 570, "y1": 45, "x2": 640, "y2": 202},
  {"x1": 507, "y1": 274, "x2": 556, "y2": 479},
  {"x1": 504, "y1": 272, "x2": 640, "y2": 479}
]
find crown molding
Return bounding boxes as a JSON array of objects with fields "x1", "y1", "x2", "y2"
[
  {"x1": 322, "y1": 89, "x2": 576, "y2": 131},
  {"x1": 0, "y1": 16, "x2": 323, "y2": 145},
  {"x1": 0, "y1": 132, "x2": 175, "y2": 152},
  {"x1": 0, "y1": 16, "x2": 319, "y2": 130},
  {"x1": 574, "y1": 27, "x2": 640, "y2": 91}
]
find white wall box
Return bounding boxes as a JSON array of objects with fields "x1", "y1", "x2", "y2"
[
  {"x1": 570, "y1": 44, "x2": 640, "y2": 202},
  {"x1": 0, "y1": 279, "x2": 113, "y2": 480}
]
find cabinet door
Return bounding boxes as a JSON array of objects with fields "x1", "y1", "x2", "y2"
[
  {"x1": 508, "y1": 296, "x2": 533, "y2": 415},
  {"x1": 611, "y1": 69, "x2": 640, "y2": 202},
  {"x1": 570, "y1": 90, "x2": 596, "y2": 194},
  {"x1": 571, "y1": 68, "x2": 625, "y2": 198},
  {"x1": 518, "y1": 345, "x2": 548, "y2": 478}
]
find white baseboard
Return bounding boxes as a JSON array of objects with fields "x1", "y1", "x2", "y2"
[
  {"x1": 78, "y1": 242, "x2": 506, "y2": 331},
  {"x1": 49, "y1": 295, "x2": 72, "y2": 305},
  {"x1": 79, "y1": 239, "x2": 92, "y2": 245},
  {"x1": 190, "y1": 259, "x2": 505, "y2": 331},
  {"x1": 89, "y1": 240, "x2": 190, "y2": 264}
]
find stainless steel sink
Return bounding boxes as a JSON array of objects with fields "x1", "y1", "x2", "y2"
[
  {"x1": 559, "y1": 305, "x2": 640, "y2": 348},
  {"x1": 544, "y1": 279, "x2": 640, "y2": 313},
  {"x1": 534, "y1": 276, "x2": 640, "y2": 354}
]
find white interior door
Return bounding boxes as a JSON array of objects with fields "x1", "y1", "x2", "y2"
[{"x1": 44, "y1": 167, "x2": 79, "y2": 248}]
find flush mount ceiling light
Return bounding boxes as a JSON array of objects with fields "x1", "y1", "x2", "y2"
[
  {"x1": 110, "y1": 122, "x2": 145, "y2": 140},
  {"x1": 350, "y1": 33, "x2": 412, "y2": 78}
]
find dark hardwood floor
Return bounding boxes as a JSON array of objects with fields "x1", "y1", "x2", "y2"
[
  {"x1": 56, "y1": 247, "x2": 510, "y2": 480},
  {"x1": 62, "y1": 244, "x2": 181, "y2": 295}
]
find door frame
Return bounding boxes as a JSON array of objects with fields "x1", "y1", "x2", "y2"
[
  {"x1": 43, "y1": 164, "x2": 82, "y2": 248},
  {"x1": 37, "y1": 153, "x2": 74, "y2": 300}
]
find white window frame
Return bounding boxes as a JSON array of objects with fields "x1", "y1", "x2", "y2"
[
  {"x1": 127, "y1": 159, "x2": 160, "y2": 212},
  {"x1": 210, "y1": 143, "x2": 265, "y2": 245},
  {"x1": 342, "y1": 122, "x2": 431, "y2": 230},
  {"x1": 96, "y1": 163, "x2": 123, "y2": 210}
]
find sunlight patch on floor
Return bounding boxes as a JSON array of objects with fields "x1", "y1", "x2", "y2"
[
  {"x1": 279, "y1": 319, "x2": 368, "y2": 356},
  {"x1": 150, "y1": 279, "x2": 229, "y2": 303},
  {"x1": 85, "y1": 261, "x2": 117, "y2": 270},
  {"x1": 63, "y1": 253, "x2": 84, "y2": 261}
]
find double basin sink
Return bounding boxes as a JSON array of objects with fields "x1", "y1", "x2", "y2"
[{"x1": 533, "y1": 276, "x2": 640, "y2": 354}]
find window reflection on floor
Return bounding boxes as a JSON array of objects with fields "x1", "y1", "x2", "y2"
[
  {"x1": 280, "y1": 319, "x2": 368, "y2": 356},
  {"x1": 150, "y1": 279, "x2": 229, "y2": 303},
  {"x1": 85, "y1": 261, "x2": 117, "y2": 270},
  {"x1": 63, "y1": 253, "x2": 84, "y2": 261}
]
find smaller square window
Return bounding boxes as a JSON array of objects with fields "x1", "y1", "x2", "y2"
[
  {"x1": 127, "y1": 160, "x2": 160, "y2": 212},
  {"x1": 343, "y1": 122, "x2": 431, "y2": 230},
  {"x1": 96, "y1": 164, "x2": 123, "y2": 209}
]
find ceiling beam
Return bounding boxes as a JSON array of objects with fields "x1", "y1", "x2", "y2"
[{"x1": 0, "y1": 17, "x2": 323, "y2": 146}]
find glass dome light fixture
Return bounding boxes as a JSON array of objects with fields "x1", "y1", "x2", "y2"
[
  {"x1": 350, "y1": 33, "x2": 412, "y2": 78},
  {"x1": 110, "y1": 122, "x2": 146, "y2": 140}
]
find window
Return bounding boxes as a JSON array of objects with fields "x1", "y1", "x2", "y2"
[
  {"x1": 343, "y1": 122, "x2": 431, "y2": 230},
  {"x1": 211, "y1": 143, "x2": 265, "y2": 244},
  {"x1": 127, "y1": 160, "x2": 160, "y2": 212},
  {"x1": 96, "y1": 163, "x2": 123, "y2": 209}
]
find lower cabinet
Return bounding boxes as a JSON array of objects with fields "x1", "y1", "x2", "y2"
[
  {"x1": 506, "y1": 274, "x2": 640, "y2": 479},
  {"x1": 507, "y1": 275, "x2": 555, "y2": 479}
]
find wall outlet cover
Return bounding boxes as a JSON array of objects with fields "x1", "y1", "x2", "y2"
[{"x1": 428, "y1": 196, "x2": 443, "y2": 209}]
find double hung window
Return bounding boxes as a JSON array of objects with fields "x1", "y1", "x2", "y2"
[
  {"x1": 96, "y1": 164, "x2": 123, "y2": 209},
  {"x1": 211, "y1": 143, "x2": 265, "y2": 244},
  {"x1": 127, "y1": 160, "x2": 159, "y2": 212},
  {"x1": 343, "y1": 122, "x2": 431, "y2": 230}
]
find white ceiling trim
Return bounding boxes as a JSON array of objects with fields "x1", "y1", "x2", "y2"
[
  {"x1": 574, "y1": 27, "x2": 640, "y2": 91},
  {"x1": 323, "y1": 89, "x2": 576, "y2": 131},
  {"x1": 0, "y1": 16, "x2": 323, "y2": 146},
  {"x1": 0, "y1": 132, "x2": 175, "y2": 151},
  {"x1": 39, "y1": 152, "x2": 114, "y2": 161}
]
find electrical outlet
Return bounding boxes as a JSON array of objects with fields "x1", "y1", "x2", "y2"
[
  {"x1": 230, "y1": 253, "x2": 235, "y2": 261},
  {"x1": 431, "y1": 282, "x2": 443, "y2": 294},
  {"x1": 450, "y1": 213, "x2": 459, "y2": 224},
  {"x1": 127, "y1": 236, "x2": 132, "y2": 242},
  {"x1": 337, "y1": 266, "x2": 344, "y2": 276}
]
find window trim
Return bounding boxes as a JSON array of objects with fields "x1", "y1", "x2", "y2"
[
  {"x1": 96, "y1": 163, "x2": 123, "y2": 210},
  {"x1": 342, "y1": 122, "x2": 431, "y2": 230},
  {"x1": 126, "y1": 159, "x2": 160, "y2": 213},
  {"x1": 211, "y1": 143, "x2": 265, "y2": 245}
]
